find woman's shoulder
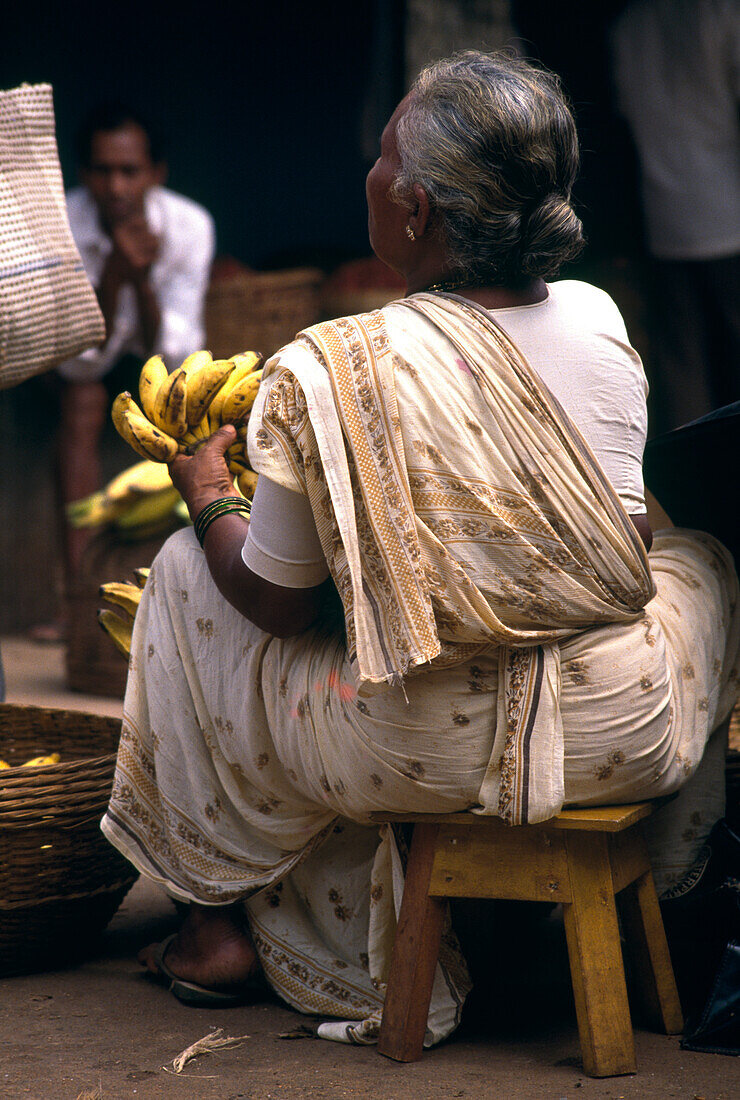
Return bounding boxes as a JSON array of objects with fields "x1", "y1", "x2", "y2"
[
  {"x1": 545, "y1": 279, "x2": 630, "y2": 339},
  {"x1": 547, "y1": 278, "x2": 622, "y2": 311}
]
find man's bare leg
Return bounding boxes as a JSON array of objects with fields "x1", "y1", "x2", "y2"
[{"x1": 57, "y1": 379, "x2": 109, "y2": 579}]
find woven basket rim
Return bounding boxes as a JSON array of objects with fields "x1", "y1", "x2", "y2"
[
  {"x1": 0, "y1": 875, "x2": 136, "y2": 912},
  {"x1": 0, "y1": 700, "x2": 122, "y2": 726},
  {"x1": 0, "y1": 751, "x2": 116, "y2": 777},
  {"x1": 0, "y1": 703, "x2": 122, "y2": 827},
  {"x1": 207, "y1": 265, "x2": 325, "y2": 292}
]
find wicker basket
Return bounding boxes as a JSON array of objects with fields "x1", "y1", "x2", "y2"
[
  {"x1": 205, "y1": 267, "x2": 325, "y2": 361},
  {"x1": 318, "y1": 256, "x2": 406, "y2": 321},
  {"x1": 65, "y1": 527, "x2": 170, "y2": 698},
  {"x1": 0, "y1": 703, "x2": 137, "y2": 977}
]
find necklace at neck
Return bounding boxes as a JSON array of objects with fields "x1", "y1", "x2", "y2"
[{"x1": 424, "y1": 277, "x2": 475, "y2": 293}]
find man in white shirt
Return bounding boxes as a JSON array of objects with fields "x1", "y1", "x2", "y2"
[
  {"x1": 610, "y1": 0, "x2": 740, "y2": 433},
  {"x1": 54, "y1": 105, "x2": 215, "y2": 597}
]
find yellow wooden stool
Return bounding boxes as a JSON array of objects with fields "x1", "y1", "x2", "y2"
[{"x1": 373, "y1": 802, "x2": 683, "y2": 1077}]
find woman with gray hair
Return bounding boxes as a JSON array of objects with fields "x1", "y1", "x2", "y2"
[
  {"x1": 388, "y1": 51, "x2": 584, "y2": 290},
  {"x1": 102, "y1": 51, "x2": 739, "y2": 1047}
]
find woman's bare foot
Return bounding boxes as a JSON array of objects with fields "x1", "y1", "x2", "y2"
[{"x1": 138, "y1": 903, "x2": 262, "y2": 992}]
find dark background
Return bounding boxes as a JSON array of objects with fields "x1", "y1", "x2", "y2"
[
  {"x1": 4, "y1": 0, "x2": 401, "y2": 271},
  {"x1": 4, "y1": 0, "x2": 639, "y2": 272}
]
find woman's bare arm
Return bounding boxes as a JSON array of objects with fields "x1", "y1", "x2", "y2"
[
  {"x1": 631, "y1": 511, "x2": 653, "y2": 553},
  {"x1": 630, "y1": 489, "x2": 676, "y2": 553},
  {"x1": 199, "y1": 512, "x2": 334, "y2": 637},
  {"x1": 645, "y1": 489, "x2": 674, "y2": 532}
]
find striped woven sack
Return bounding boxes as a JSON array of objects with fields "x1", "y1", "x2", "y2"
[{"x1": 0, "y1": 83, "x2": 104, "y2": 389}]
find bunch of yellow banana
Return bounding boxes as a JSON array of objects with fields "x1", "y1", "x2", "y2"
[
  {"x1": 112, "y1": 490, "x2": 181, "y2": 542},
  {"x1": 111, "y1": 350, "x2": 263, "y2": 499},
  {"x1": 67, "y1": 459, "x2": 181, "y2": 539},
  {"x1": 97, "y1": 568, "x2": 149, "y2": 660}
]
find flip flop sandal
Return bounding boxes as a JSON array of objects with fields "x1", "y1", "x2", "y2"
[{"x1": 149, "y1": 933, "x2": 268, "y2": 1007}]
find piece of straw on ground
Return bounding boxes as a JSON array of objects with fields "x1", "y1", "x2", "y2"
[{"x1": 169, "y1": 1027, "x2": 250, "y2": 1074}]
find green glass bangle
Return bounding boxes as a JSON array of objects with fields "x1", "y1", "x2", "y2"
[
  {"x1": 193, "y1": 496, "x2": 251, "y2": 547},
  {"x1": 194, "y1": 496, "x2": 250, "y2": 527}
]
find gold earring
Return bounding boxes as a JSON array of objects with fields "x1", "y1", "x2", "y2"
[{"x1": 405, "y1": 225, "x2": 416, "y2": 241}]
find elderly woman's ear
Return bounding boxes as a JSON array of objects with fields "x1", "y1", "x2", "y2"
[{"x1": 407, "y1": 183, "x2": 432, "y2": 239}]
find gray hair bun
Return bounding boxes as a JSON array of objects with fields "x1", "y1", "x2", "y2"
[
  {"x1": 393, "y1": 51, "x2": 585, "y2": 285},
  {"x1": 519, "y1": 192, "x2": 584, "y2": 279}
]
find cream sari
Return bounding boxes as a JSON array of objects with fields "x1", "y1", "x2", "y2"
[
  {"x1": 102, "y1": 294, "x2": 740, "y2": 1046},
  {"x1": 251, "y1": 293, "x2": 656, "y2": 825}
]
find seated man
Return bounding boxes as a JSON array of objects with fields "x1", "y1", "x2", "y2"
[{"x1": 55, "y1": 104, "x2": 215, "y2": 596}]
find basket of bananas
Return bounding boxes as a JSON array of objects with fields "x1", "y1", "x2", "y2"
[
  {"x1": 111, "y1": 348, "x2": 262, "y2": 500},
  {"x1": 0, "y1": 703, "x2": 137, "y2": 977}
]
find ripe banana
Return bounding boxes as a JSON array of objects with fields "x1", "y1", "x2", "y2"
[
  {"x1": 98, "y1": 608, "x2": 134, "y2": 659},
  {"x1": 151, "y1": 367, "x2": 189, "y2": 439},
  {"x1": 219, "y1": 369, "x2": 263, "y2": 424},
  {"x1": 99, "y1": 580, "x2": 143, "y2": 619},
  {"x1": 179, "y1": 349, "x2": 213, "y2": 375},
  {"x1": 116, "y1": 349, "x2": 262, "y2": 467},
  {"x1": 66, "y1": 490, "x2": 124, "y2": 529},
  {"x1": 231, "y1": 350, "x2": 262, "y2": 373},
  {"x1": 105, "y1": 459, "x2": 173, "y2": 503},
  {"x1": 138, "y1": 354, "x2": 169, "y2": 424},
  {"x1": 226, "y1": 438, "x2": 246, "y2": 460},
  {"x1": 113, "y1": 486, "x2": 181, "y2": 537},
  {"x1": 174, "y1": 496, "x2": 191, "y2": 525},
  {"x1": 22, "y1": 753, "x2": 61, "y2": 767},
  {"x1": 133, "y1": 567, "x2": 150, "y2": 588},
  {"x1": 185, "y1": 358, "x2": 234, "y2": 427},
  {"x1": 181, "y1": 417, "x2": 210, "y2": 448},
  {"x1": 237, "y1": 469, "x2": 259, "y2": 499},
  {"x1": 112, "y1": 393, "x2": 179, "y2": 462},
  {"x1": 207, "y1": 353, "x2": 262, "y2": 430},
  {"x1": 68, "y1": 462, "x2": 176, "y2": 532}
]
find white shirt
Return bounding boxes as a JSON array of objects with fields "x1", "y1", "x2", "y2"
[
  {"x1": 242, "y1": 280, "x2": 649, "y2": 587},
  {"x1": 610, "y1": 0, "x2": 740, "y2": 260},
  {"x1": 488, "y1": 280, "x2": 648, "y2": 515},
  {"x1": 58, "y1": 185, "x2": 215, "y2": 380}
]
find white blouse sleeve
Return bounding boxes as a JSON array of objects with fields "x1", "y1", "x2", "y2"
[{"x1": 241, "y1": 476, "x2": 329, "y2": 588}]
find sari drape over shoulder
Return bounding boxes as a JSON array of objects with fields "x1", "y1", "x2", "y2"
[{"x1": 248, "y1": 293, "x2": 655, "y2": 823}]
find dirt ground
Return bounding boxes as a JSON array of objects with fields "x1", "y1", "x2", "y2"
[{"x1": 1, "y1": 637, "x2": 739, "y2": 1100}]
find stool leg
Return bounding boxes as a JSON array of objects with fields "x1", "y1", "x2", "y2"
[
  {"x1": 562, "y1": 831, "x2": 636, "y2": 1077},
  {"x1": 618, "y1": 865, "x2": 684, "y2": 1035},
  {"x1": 377, "y1": 823, "x2": 446, "y2": 1062}
]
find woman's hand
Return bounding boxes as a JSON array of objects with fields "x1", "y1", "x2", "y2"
[{"x1": 168, "y1": 425, "x2": 239, "y2": 522}]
